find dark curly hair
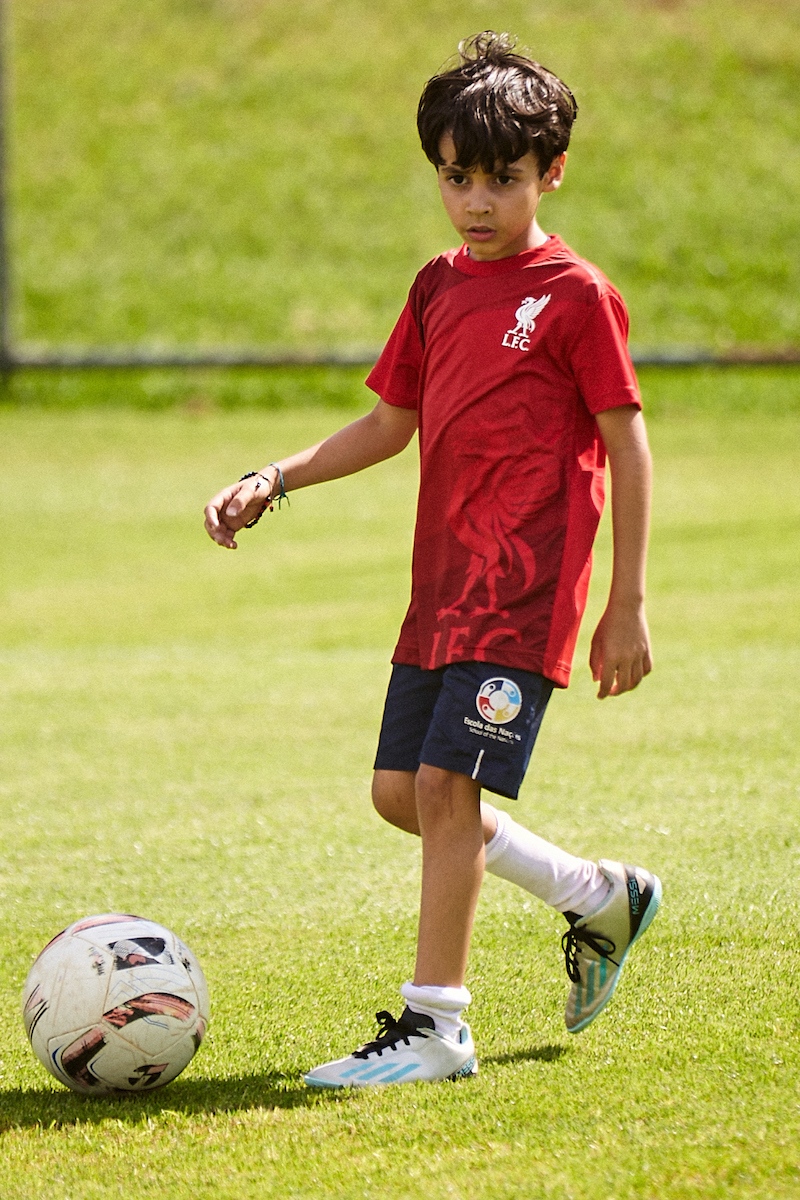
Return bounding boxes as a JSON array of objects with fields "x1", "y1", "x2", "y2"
[{"x1": 417, "y1": 32, "x2": 577, "y2": 177}]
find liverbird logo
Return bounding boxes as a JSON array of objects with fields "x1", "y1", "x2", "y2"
[{"x1": 502, "y1": 294, "x2": 551, "y2": 351}]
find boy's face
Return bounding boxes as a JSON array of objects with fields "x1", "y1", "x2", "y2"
[{"x1": 436, "y1": 133, "x2": 565, "y2": 261}]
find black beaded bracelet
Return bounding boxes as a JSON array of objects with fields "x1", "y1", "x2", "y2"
[{"x1": 238, "y1": 464, "x2": 289, "y2": 529}]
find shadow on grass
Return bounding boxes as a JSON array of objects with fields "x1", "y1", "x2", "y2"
[
  {"x1": 0, "y1": 1071, "x2": 323, "y2": 1130},
  {"x1": 482, "y1": 1043, "x2": 569, "y2": 1067},
  {"x1": 0, "y1": 1046, "x2": 570, "y2": 1128}
]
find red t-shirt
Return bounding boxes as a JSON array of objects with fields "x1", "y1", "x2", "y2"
[{"x1": 366, "y1": 236, "x2": 641, "y2": 687}]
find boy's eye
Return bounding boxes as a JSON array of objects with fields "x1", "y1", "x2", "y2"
[
  {"x1": 447, "y1": 174, "x2": 468, "y2": 185},
  {"x1": 496, "y1": 174, "x2": 515, "y2": 186}
]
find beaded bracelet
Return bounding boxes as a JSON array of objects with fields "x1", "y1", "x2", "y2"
[{"x1": 238, "y1": 464, "x2": 289, "y2": 528}]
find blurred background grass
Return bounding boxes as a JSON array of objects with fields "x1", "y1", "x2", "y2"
[{"x1": 7, "y1": 0, "x2": 800, "y2": 358}]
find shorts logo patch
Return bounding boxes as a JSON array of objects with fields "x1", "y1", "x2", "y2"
[{"x1": 476, "y1": 678, "x2": 522, "y2": 725}]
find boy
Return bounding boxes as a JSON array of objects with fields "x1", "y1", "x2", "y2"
[{"x1": 204, "y1": 31, "x2": 661, "y2": 1088}]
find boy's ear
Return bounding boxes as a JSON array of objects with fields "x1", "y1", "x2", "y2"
[{"x1": 541, "y1": 153, "x2": 567, "y2": 193}]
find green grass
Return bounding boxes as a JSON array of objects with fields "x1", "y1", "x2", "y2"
[
  {"x1": 3, "y1": 362, "x2": 800, "y2": 414},
  {"x1": 9, "y1": 0, "x2": 800, "y2": 354},
  {"x1": 0, "y1": 382, "x2": 798, "y2": 1197}
]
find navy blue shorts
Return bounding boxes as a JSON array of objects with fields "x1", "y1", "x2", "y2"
[{"x1": 373, "y1": 661, "x2": 554, "y2": 800}]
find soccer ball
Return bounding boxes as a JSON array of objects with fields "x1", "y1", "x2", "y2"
[{"x1": 22, "y1": 913, "x2": 210, "y2": 1095}]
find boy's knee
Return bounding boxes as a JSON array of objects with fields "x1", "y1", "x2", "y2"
[
  {"x1": 415, "y1": 764, "x2": 480, "y2": 823},
  {"x1": 372, "y1": 769, "x2": 419, "y2": 834},
  {"x1": 415, "y1": 763, "x2": 448, "y2": 802}
]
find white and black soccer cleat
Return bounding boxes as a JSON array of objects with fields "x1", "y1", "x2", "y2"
[{"x1": 304, "y1": 1006, "x2": 478, "y2": 1088}]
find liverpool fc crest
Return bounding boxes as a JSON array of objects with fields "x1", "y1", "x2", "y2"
[{"x1": 502, "y1": 294, "x2": 551, "y2": 351}]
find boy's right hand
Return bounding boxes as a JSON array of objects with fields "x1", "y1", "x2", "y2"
[
  {"x1": 204, "y1": 473, "x2": 272, "y2": 549},
  {"x1": 203, "y1": 400, "x2": 417, "y2": 549}
]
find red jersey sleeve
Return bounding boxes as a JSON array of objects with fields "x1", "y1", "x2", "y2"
[
  {"x1": 569, "y1": 290, "x2": 641, "y2": 414},
  {"x1": 365, "y1": 299, "x2": 423, "y2": 410}
]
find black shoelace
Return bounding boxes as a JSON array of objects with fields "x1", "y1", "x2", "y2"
[
  {"x1": 352, "y1": 1010, "x2": 429, "y2": 1060},
  {"x1": 561, "y1": 922, "x2": 619, "y2": 984}
]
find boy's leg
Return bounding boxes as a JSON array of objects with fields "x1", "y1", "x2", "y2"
[
  {"x1": 305, "y1": 761, "x2": 481, "y2": 1088},
  {"x1": 413, "y1": 764, "x2": 483, "y2": 988},
  {"x1": 481, "y1": 806, "x2": 660, "y2": 1032},
  {"x1": 481, "y1": 805, "x2": 660, "y2": 1032},
  {"x1": 303, "y1": 785, "x2": 480, "y2": 1092}
]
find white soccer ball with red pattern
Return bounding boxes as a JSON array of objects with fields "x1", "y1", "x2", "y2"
[{"x1": 22, "y1": 914, "x2": 209, "y2": 1095}]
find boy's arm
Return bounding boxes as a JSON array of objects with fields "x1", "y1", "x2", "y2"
[
  {"x1": 590, "y1": 405, "x2": 653, "y2": 698},
  {"x1": 204, "y1": 399, "x2": 418, "y2": 549}
]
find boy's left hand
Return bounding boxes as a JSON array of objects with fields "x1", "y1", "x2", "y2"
[{"x1": 589, "y1": 602, "x2": 652, "y2": 698}]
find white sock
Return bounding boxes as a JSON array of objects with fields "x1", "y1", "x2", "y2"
[
  {"x1": 400, "y1": 982, "x2": 471, "y2": 1043},
  {"x1": 484, "y1": 806, "x2": 611, "y2": 914}
]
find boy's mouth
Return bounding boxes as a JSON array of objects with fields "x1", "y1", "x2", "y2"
[{"x1": 467, "y1": 225, "x2": 496, "y2": 241}]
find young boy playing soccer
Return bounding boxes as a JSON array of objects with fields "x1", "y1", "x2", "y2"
[{"x1": 204, "y1": 31, "x2": 661, "y2": 1087}]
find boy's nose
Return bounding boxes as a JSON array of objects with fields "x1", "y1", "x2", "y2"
[{"x1": 466, "y1": 192, "x2": 492, "y2": 214}]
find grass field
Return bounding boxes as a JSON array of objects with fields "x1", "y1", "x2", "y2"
[
  {"x1": 0, "y1": 371, "x2": 798, "y2": 1198},
  {"x1": 4, "y1": 0, "x2": 799, "y2": 1193},
  {"x1": 9, "y1": 0, "x2": 800, "y2": 353}
]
